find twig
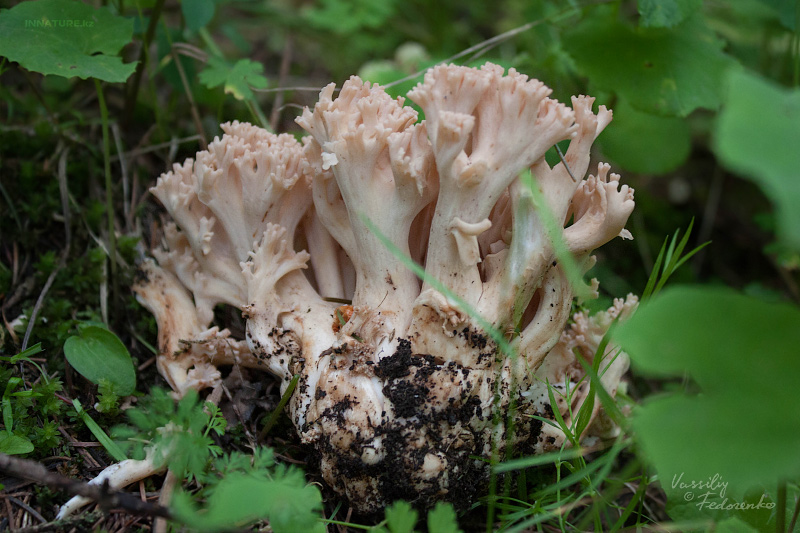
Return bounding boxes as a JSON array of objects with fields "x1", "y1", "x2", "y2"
[
  {"x1": 110, "y1": 135, "x2": 202, "y2": 162},
  {"x1": 171, "y1": 47, "x2": 208, "y2": 149},
  {"x1": 269, "y1": 33, "x2": 294, "y2": 131},
  {"x1": 0, "y1": 453, "x2": 172, "y2": 520},
  {"x1": 13, "y1": 511, "x2": 104, "y2": 533},
  {"x1": 4, "y1": 495, "x2": 47, "y2": 524},
  {"x1": 111, "y1": 124, "x2": 131, "y2": 231}
]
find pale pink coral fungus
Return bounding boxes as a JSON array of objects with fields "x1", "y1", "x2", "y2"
[{"x1": 131, "y1": 62, "x2": 636, "y2": 513}]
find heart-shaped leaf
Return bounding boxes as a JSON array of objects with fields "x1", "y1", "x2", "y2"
[
  {"x1": 0, "y1": 0, "x2": 136, "y2": 82},
  {"x1": 64, "y1": 326, "x2": 136, "y2": 396}
]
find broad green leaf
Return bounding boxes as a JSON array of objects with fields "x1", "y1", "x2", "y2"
[
  {"x1": 600, "y1": 98, "x2": 691, "y2": 174},
  {"x1": 564, "y1": 15, "x2": 737, "y2": 116},
  {"x1": 427, "y1": 502, "x2": 462, "y2": 533},
  {"x1": 199, "y1": 57, "x2": 268, "y2": 100},
  {"x1": 385, "y1": 500, "x2": 418, "y2": 533},
  {"x1": 181, "y1": 0, "x2": 215, "y2": 32},
  {"x1": 302, "y1": 0, "x2": 397, "y2": 34},
  {"x1": 715, "y1": 516, "x2": 761, "y2": 533},
  {"x1": 0, "y1": 0, "x2": 136, "y2": 82},
  {"x1": 714, "y1": 70, "x2": 800, "y2": 251},
  {"x1": 64, "y1": 326, "x2": 136, "y2": 396},
  {"x1": 171, "y1": 470, "x2": 324, "y2": 533},
  {"x1": 756, "y1": 0, "x2": 797, "y2": 30},
  {"x1": 0, "y1": 434, "x2": 34, "y2": 455},
  {"x1": 615, "y1": 287, "x2": 800, "y2": 519},
  {"x1": 638, "y1": 0, "x2": 702, "y2": 28}
]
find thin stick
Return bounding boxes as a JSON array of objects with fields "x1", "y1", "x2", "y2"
[
  {"x1": 269, "y1": 33, "x2": 294, "y2": 131},
  {"x1": 0, "y1": 454, "x2": 171, "y2": 519},
  {"x1": 171, "y1": 47, "x2": 208, "y2": 149},
  {"x1": 94, "y1": 79, "x2": 119, "y2": 316}
]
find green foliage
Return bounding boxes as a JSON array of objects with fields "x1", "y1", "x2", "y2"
[
  {"x1": 384, "y1": 500, "x2": 418, "y2": 533},
  {"x1": 172, "y1": 467, "x2": 325, "y2": 533},
  {"x1": 302, "y1": 0, "x2": 397, "y2": 34},
  {"x1": 182, "y1": 0, "x2": 216, "y2": 32},
  {"x1": 615, "y1": 287, "x2": 800, "y2": 526},
  {"x1": 96, "y1": 378, "x2": 121, "y2": 414},
  {"x1": 113, "y1": 388, "x2": 225, "y2": 478},
  {"x1": 0, "y1": 0, "x2": 136, "y2": 82},
  {"x1": 714, "y1": 69, "x2": 800, "y2": 251},
  {"x1": 199, "y1": 57, "x2": 269, "y2": 101},
  {"x1": 0, "y1": 344, "x2": 65, "y2": 455},
  {"x1": 72, "y1": 398, "x2": 128, "y2": 461},
  {"x1": 564, "y1": 11, "x2": 736, "y2": 116},
  {"x1": 638, "y1": 0, "x2": 702, "y2": 28},
  {"x1": 63, "y1": 325, "x2": 136, "y2": 396},
  {"x1": 599, "y1": 98, "x2": 691, "y2": 174},
  {"x1": 426, "y1": 502, "x2": 463, "y2": 533},
  {"x1": 641, "y1": 220, "x2": 708, "y2": 301}
]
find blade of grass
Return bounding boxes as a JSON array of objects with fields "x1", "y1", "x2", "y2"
[
  {"x1": 72, "y1": 399, "x2": 127, "y2": 462},
  {"x1": 258, "y1": 374, "x2": 299, "y2": 439}
]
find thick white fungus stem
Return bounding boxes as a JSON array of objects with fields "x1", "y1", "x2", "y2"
[{"x1": 128, "y1": 63, "x2": 637, "y2": 514}]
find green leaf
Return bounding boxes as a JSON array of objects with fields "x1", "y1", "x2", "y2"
[
  {"x1": 615, "y1": 287, "x2": 800, "y2": 515},
  {"x1": 756, "y1": 0, "x2": 797, "y2": 30},
  {"x1": 638, "y1": 0, "x2": 702, "y2": 28},
  {"x1": 64, "y1": 326, "x2": 136, "y2": 396},
  {"x1": 172, "y1": 470, "x2": 324, "y2": 533},
  {"x1": 181, "y1": 0, "x2": 215, "y2": 32},
  {"x1": 385, "y1": 500, "x2": 418, "y2": 533},
  {"x1": 0, "y1": 0, "x2": 136, "y2": 82},
  {"x1": 199, "y1": 57, "x2": 268, "y2": 100},
  {"x1": 599, "y1": 98, "x2": 691, "y2": 174},
  {"x1": 427, "y1": 502, "x2": 462, "y2": 533},
  {"x1": 714, "y1": 70, "x2": 800, "y2": 251},
  {"x1": 0, "y1": 434, "x2": 34, "y2": 455},
  {"x1": 564, "y1": 14, "x2": 737, "y2": 116},
  {"x1": 302, "y1": 0, "x2": 397, "y2": 34}
]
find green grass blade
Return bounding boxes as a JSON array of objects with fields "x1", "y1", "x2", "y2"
[{"x1": 72, "y1": 399, "x2": 128, "y2": 462}]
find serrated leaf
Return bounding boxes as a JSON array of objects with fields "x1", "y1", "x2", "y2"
[
  {"x1": 714, "y1": 70, "x2": 800, "y2": 251},
  {"x1": 0, "y1": 0, "x2": 136, "y2": 82},
  {"x1": 614, "y1": 287, "x2": 800, "y2": 518},
  {"x1": 181, "y1": 0, "x2": 215, "y2": 32},
  {"x1": 199, "y1": 57, "x2": 268, "y2": 100},
  {"x1": 638, "y1": 0, "x2": 702, "y2": 28},
  {"x1": 385, "y1": 500, "x2": 418, "y2": 533},
  {"x1": 0, "y1": 434, "x2": 34, "y2": 455},
  {"x1": 64, "y1": 326, "x2": 136, "y2": 396},
  {"x1": 172, "y1": 470, "x2": 324, "y2": 533},
  {"x1": 600, "y1": 98, "x2": 691, "y2": 174},
  {"x1": 564, "y1": 15, "x2": 737, "y2": 116},
  {"x1": 427, "y1": 502, "x2": 462, "y2": 533}
]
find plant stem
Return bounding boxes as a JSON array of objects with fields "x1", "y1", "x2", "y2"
[
  {"x1": 777, "y1": 480, "x2": 786, "y2": 533},
  {"x1": 94, "y1": 79, "x2": 118, "y2": 316},
  {"x1": 124, "y1": 0, "x2": 166, "y2": 124}
]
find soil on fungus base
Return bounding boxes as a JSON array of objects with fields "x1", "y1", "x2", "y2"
[{"x1": 304, "y1": 336, "x2": 551, "y2": 514}]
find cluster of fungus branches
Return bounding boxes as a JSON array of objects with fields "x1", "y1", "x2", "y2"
[{"x1": 68, "y1": 62, "x2": 638, "y2": 515}]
